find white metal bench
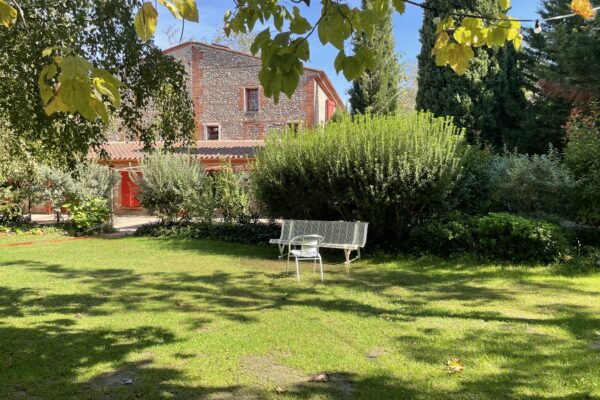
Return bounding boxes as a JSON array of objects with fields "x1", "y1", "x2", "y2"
[{"x1": 269, "y1": 220, "x2": 369, "y2": 266}]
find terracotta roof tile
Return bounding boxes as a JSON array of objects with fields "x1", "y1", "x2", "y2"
[{"x1": 92, "y1": 140, "x2": 264, "y2": 162}]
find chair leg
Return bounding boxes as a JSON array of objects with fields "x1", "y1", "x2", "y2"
[
  {"x1": 313, "y1": 259, "x2": 316, "y2": 273},
  {"x1": 319, "y1": 256, "x2": 324, "y2": 282},
  {"x1": 286, "y1": 251, "x2": 290, "y2": 273},
  {"x1": 295, "y1": 258, "x2": 300, "y2": 282}
]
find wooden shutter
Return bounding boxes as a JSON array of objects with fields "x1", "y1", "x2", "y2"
[
  {"x1": 326, "y1": 99, "x2": 336, "y2": 120},
  {"x1": 120, "y1": 171, "x2": 141, "y2": 208}
]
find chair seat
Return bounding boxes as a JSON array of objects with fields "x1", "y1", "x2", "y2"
[{"x1": 290, "y1": 249, "x2": 319, "y2": 258}]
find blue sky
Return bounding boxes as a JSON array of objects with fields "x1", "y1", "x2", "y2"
[{"x1": 154, "y1": 1, "x2": 543, "y2": 103}]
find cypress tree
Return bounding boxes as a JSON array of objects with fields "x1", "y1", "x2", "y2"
[
  {"x1": 348, "y1": 0, "x2": 401, "y2": 115},
  {"x1": 416, "y1": 0, "x2": 527, "y2": 147}
]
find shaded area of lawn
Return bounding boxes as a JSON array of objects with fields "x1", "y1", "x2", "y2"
[{"x1": 0, "y1": 237, "x2": 599, "y2": 399}]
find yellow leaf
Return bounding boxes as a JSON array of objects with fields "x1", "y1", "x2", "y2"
[
  {"x1": 513, "y1": 33, "x2": 523, "y2": 51},
  {"x1": 507, "y1": 27, "x2": 519, "y2": 41},
  {"x1": 446, "y1": 358, "x2": 466, "y2": 373},
  {"x1": 435, "y1": 44, "x2": 452, "y2": 67},
  {"x1": 158, "y1": 0, "x2": 199, "y2": 22},
  {"x1": 433, "y1": 31, "x2": 450, "y2": 53},
  {"x1": 135, "y1": 2, "x2": 158, "y2": 43},
  {"x1": 490, "y1": 26, "x2": 508, "y2": 47},
  {"x1": 462, "y1": 17, "x2": 482, "y2": 29},
  {"x1": 449, "y1": 44, "x2": 474, "y2": 75},
  {"x1": 453, "y1": 26, "x2": 472, "y2": 45},
  {"x1": 571, "y1": 0, "x2": 596, "y2": 20},
  {"x1": 498, "y1": 0, "x2": 510, "y2": 11},
  {"x1": 0, "y1": 0, "x2": 17, "y2": 28}
]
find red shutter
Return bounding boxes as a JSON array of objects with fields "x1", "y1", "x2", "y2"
[
  {"x1": 326, "y1": 99, "x2": 336, "y2": 120},
  {"x1": 120, "y1": 171, "x2": 141, "y2": 208}
]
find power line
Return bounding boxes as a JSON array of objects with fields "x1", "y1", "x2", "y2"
[{"x1": 402, "y1": 0, "x2": 599, "y2": 24}]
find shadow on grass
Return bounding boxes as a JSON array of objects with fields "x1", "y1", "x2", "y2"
[{"x1": 2, "y1": 243, "x2": 600, "y2": 398}]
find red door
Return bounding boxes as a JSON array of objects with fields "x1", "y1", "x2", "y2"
[{"x1": 120, "y1": 171, "x2": 141, "y2": 208}]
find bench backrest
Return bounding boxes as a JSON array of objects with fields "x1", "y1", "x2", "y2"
[{"x1": 278, "y1": 220, "x2": 368, "y2": 247}]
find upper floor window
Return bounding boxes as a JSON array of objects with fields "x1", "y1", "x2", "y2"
[
  {"x1": 206, "y1": 125, "x2": 220, "y2": 140},
  {"x1": 245, "y1": 88, "x2": 259, "y2": 112}
]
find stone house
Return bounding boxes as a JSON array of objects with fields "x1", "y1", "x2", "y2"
[
  {"x1": 96, "y1": 41, "x2": 345, "y2": 215},
  {"x1": 163, "y1": 41, "x2": 345, "y2": 140}
]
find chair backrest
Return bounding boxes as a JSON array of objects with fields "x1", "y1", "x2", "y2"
[
  {"x1": 295, "y1": 234, "x2": 323, "y2": 254},
  {"x1": 281, "y1": 220, "x2": 369, "y2": 247}
]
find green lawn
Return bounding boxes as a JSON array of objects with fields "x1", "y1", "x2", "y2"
[{"x1": 1, "y1": 235, "x2": 599, "y2": 399}]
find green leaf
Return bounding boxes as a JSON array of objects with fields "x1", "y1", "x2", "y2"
[
  {"x1": 290, "y1": 6, "x2": 311, "y2": 34},
  {"x1": 135, "y1": 2, "x2": 158, "y2": 43},
  {"x1": 392, "y1": 0, "x2": 406, "y2": 14},
  {"x1": 334, "y1": 50, "x2": 345, "y2": 74},
  {"x1": 342, "y1": 56, "x2": 362, "y2": 81},
  {"x1": 0, "y1": 0, "x2": 17, "y2": 28},
  {"x1": 59, "y1": 56, "x2": 93, "y2": 80},
  {"x1": 90, "y1": 97, "x2": 109, "y2": 123}
]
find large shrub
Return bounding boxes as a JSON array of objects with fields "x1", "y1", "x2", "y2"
[
  {"x1": 252, "y1": 112, "x2": 466, "y2": 244},
  {"x1": 135, "y1": 152, "x2": 211, "y2": 222},
  {"x1": 410, "y1": 212, "x2": 569, "y2": 263},
  {"x1": 213, "y1": 163, "x2": 251, "y2": 223},
  {"x1": 36, "y1": 162, "x2": 116, "y2": 223},
  {"x1": 446, "y1": 146, "x2": 494, "y2": 214},
  {"x1": 488, "y1": 149, "x2": 575, "y2": 216},
  {"x1": 564, "y1": 104, "x2": 600, "y2": 224}
]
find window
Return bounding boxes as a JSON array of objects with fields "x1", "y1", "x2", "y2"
[
  {"x1": 245, "y1": 88, "x2": 259, "y2": 112},
  {"x1": 287, "y1": 122, "x2": 300, "y2": 134},
  {"x1": 206, "y1": 125, "x2": 220, "y2": 140}
]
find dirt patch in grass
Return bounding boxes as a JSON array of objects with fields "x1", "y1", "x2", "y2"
[
  {"x1": 241, "y1": 354, "x2": 306, "y2": 386},
  {"x1": 237, "y1": 354, "x2": 355, "y2": 398},
  {"x1": 87, "y1": 368, "x2": 140, "y2": 390},
  {"x1": 366, "y1": 346, "x2": 390, "y2": 360}
]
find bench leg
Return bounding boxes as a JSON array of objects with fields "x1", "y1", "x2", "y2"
[
  {"x1": 344, "y1": 249, "x2": 351, "y2": 272},
  {"x1": 277, "y1": 244, "x2": 286, "y2": 259},
  {"x1": 343, "y1": 248, "x2": 362, "y2": 271}
]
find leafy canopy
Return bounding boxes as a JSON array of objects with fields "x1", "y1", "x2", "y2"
[{"x1": 0, "y1": 0, "x2": 596, "y2": 121}]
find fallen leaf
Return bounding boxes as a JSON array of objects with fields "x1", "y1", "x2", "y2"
[
  {"x1": 274, "y1": 386, "x2": 288, "y2": 394},
  {"x1": 122, "y1": 378, "x2": 134, "y2": 385},
  {"x1": 308, "y1": 373, "x2": 330, "y2": 382},
  {"x1": 446, "y1": 359, "x2": 465, "y2": 373}
]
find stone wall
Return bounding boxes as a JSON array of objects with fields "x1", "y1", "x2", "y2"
[{"x1": 167, "y1": 43, "x2": 325, "y2": 140}]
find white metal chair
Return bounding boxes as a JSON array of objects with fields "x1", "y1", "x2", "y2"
[{"x1": 287, "y1": 235, "x2": 324, "y2": 282}]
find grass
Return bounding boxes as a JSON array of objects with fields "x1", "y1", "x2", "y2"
[{"x1": 0, "y1": 235, "x2": 599, "y2": 399}]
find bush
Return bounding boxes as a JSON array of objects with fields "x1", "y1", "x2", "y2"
[
  {"x1": 63, "y1": 197, "x2": 111, "y2": 233},
  {"x1": 488, "y1": 149, "x2": 575, "y2": 216},
  {"x1": 0, "y1": 188, "x2": 24, "y2": 223},
  {"x1": 446, "y1": 146, "x2": 494, "y2": 214},
  {"x1": 135, "y1": 221, "x2": 280, "y2": 245},
  {"x1": 71, "y1": 162, "x2": 118, "y2": 202},
  {"x1": 409, "y1": 212, "x2": 570, "y2": 263},
  {"x1": 213, "y1": 162, "x2": 251, "y2": 223},
  {"x1": 135, "y1": 151, "x2": 211, "y2": 222},
  {"x1": 0, "y1": 223, "x2": 67, "y2": 237},
  {"x1": 252, "y1": 112, "x2": 466, "y2": 244},
  {"x1": 564, "y1": 103, "x2": 600, "y2": 224}
]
